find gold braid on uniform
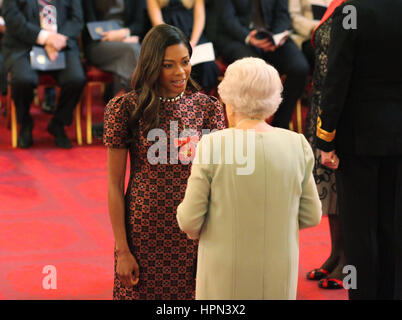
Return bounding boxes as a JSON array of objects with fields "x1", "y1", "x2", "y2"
[{"x1": 316, "y1": 116, "x2": 336, "y2": 142}]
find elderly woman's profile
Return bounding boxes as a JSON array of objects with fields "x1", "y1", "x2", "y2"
[{"x1": 177, "y1": 57, "x2": 322, "y2": 300}]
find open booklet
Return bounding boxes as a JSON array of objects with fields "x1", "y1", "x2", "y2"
[
  {"x1": 272, "y1": 30, "x2": 290, "y2": 46},
  {"x1": 190, "y1": 42, "x2": 215, "y2": 66},
  {"x1": 87, "y1": 20, "x2": 121, "y2": 40},
  {"x1": 255, "y1": 28, "x2": 290, "y2": 46}
]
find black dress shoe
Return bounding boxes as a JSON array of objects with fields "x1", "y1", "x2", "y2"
[
  {"x1": 18, "y1": 124, "x2": 34, "y2": 148},
  {"x1": 47, "y1": 120, "x2": 72, "y2": 149}
]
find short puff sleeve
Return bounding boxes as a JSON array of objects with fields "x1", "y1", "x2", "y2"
[{"x1": 103, "y1": 95, "x2": 132, "y2": 149}]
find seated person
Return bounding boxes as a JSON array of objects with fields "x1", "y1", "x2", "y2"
[
  {"x1": 289, "y1": 0, "x2": 332, "y2": 67},
  {"x1": 147, "y1": 0, "x2": 219, "y2": 92},
  {"x1": 215, "y1": 0, "x2": 309, "y2": 129},
  {"x1": 82, "y1": 0, "x2": 146, "y2": 99},
  {"x1": 2, "y1": 0, "x2": 86, "y2": 148}
]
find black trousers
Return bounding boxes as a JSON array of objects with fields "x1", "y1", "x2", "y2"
[
  {"x1": 336, "y1": 155, "x2": 402, "y2": 300},
  {"x1": 301, "y1": 39, "x2": 315, "y2": 69},
  {"x1": 216, "y1": 38, "x2": 309, "y2": 129},
  {"x1": 9, "y1": 50, "x2": 86, "y2": 128},
  {"x1": 0, "y1": 52, "x2": 7, "y2": 95}
]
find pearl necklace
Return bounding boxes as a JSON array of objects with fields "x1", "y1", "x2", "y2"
[{"x1": 159, "y1": 91, "x2": 184, "y2": 103}]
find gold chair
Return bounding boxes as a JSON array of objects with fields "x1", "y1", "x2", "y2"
[{"x1": 81, "y1": 64, "x2": 113, "y2": 144}]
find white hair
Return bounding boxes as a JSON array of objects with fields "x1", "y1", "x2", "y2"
[{"x1": 218, "y1": 57, "x2": 283, "y2": 119}]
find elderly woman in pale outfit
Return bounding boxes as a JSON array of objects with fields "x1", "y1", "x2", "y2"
[{"x1": 177, "y1": 57, "x2": 322, "y2": 300}]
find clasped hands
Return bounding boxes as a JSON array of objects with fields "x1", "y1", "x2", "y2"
[
  {"x1": 100, "y1": 28, "x2": 139, "y2": 43},
  {"x1": 248, "y1": 29, "x2": 288, "y2": 52},
  {"x1": 44, "y1": 32, "x2": 67, "y2": 61},
  {"x1": 44, "y1": 29, "x2": 139, "y2": 61}
]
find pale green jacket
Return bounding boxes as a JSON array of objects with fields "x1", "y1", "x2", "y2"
[{"x1": 177, "y1": 128, "x2": 322, "y2": 300}]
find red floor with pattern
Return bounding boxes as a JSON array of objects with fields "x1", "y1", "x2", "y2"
[{"x1": 0, "y1": 89, "x2": 347, "y2": 300}]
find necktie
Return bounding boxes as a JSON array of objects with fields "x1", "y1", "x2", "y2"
[
  {"x1": 39, "y1": 0, "x2": 57, "y2": 32},
  {"x1": 252, "y1": 0, "x2": 265, "y2": 29},
  {"x1": 94, "y1": 0, "x2": 117, "y2": 14}
]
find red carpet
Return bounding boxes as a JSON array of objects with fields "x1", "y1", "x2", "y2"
[{"x1": 0, "y1": 89, "x2": 347, "y2": 300}]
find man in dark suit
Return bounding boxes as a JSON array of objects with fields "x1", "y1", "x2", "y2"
[
  {"x1": 215, "y1": 0, "x2": 309, "y2": 129},
  {"x1": 316, "y1": 0, "x2": 402, "y2": 300},
  {"x1": 2, "y1": 0, "x2": 86, "y2": 148}
]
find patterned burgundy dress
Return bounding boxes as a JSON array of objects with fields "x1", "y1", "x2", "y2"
[{"x1": 103, "y1": 90, "x2": 226, "y2": 300}]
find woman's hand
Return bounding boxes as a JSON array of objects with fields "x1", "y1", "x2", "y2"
[
  {"x1": 190, "y1": 39, "x2": 198, "y2": 49},
  {"x1": 101, "y1": 28, "x2": 130, "y2": 42},
  {"x1": 44, "y1": 44, "x2": 59, "y2": 62},
  {"x1": 45, "y1": 32, "x2": 67, "y2": 51},
  {"x1": 116, "y1": 251, "x2": 140, "y2": 287}
]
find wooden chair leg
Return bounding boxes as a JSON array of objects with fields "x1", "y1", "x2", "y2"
[
  {"x1": 75, "y1": 100, "x2": 82, "y2": 146},
  {"x1": 55, "y1": 87, "x2": 61, "y2": 105},
  {"x1": 33, "y1": 88, "x2": 39, "y2": 108},
  {"x1": 6, "y1": 83, "x2": 18, "y2": 147},
  {"x1": 11, "y1": 99, "x2": 17, "y2": 148},
  {"x1": 86, "y1": 84, "x2": 92, "y2": 145},
  {"x1": 289, "y1": 120, "x2": 294, "y2": 131},
  {"x1": 296, "y1": 99, "x2": 303, "y2": 133},
  {"x1": 100, "y1": 83, "x2": 105, "y2": 96},
  {"x1": 289, "y1": 100, "x2": 303, "y2": 133},
  {"x1": 6, "y1": 84, "x2": 11, "y2": 129}
]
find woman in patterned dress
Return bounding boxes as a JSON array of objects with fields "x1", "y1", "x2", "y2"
[
  {"x1": 103, "y1": 24, "x2": 226, "y2": 299},
  {"x1": 304, "y1": 0, "x2": 346, "y2": 290}
]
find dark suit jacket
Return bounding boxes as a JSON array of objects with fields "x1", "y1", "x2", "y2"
[
  {"x1": 2, "y1": 0, "x2": 83, "y2": 71},
  {"x1": 82, "y1": 0, "x2": 146, "y2": 48},
  {"x1": 216, "y1": 0, "x2": 291, "y2": 44},
  {"x1": 316, "y1": 0, "x2": 402, "y2": 156}
]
